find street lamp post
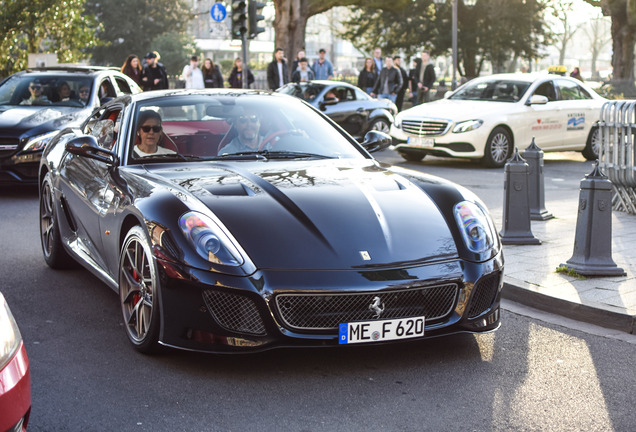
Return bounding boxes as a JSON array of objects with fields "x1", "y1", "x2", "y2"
[{"x1": 433, "y1": 0, "x2": 477, "y2": 90}]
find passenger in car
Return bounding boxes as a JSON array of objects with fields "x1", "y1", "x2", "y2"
[
  {"x1": 133, "y1": 110, "x2": 176, "y2": 157},
  {"x1": 57, "y1": 81, "x2": 72, "y2": 102}
]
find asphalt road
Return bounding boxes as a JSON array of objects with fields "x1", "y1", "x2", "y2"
[{"x1": 2, "y1": 151, "x2": 636, "y2": 431}]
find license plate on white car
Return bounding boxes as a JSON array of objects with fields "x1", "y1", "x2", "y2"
[
  {"x1": 407, "y1": 137, "x2": 434, "y2": 148},
  {"x1": 338, "y1": 316, "x2": 425, "y2": 344}
]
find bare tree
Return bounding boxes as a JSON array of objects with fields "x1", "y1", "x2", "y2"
[
  {"x1": 550, "y1": 0, "x2": 582, "y2": 65},
  {"x1": 584, "y1": 14, "x2": 611, "y2": 79}
]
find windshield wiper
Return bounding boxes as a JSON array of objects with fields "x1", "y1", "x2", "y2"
[
  {"x1": 215, "y1": 150, "x2": 331, "y2": 160},
  {"x1": 138, "y1": 153, "x2": 188, "y2": 162}
]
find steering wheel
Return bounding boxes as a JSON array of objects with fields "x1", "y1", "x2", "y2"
[{"x1": 259, "y1": 130, "x2": 290, "y2": 151}]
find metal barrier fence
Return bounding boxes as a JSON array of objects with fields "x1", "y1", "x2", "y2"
[{"x1": 598, "y1": 100, "x2": 636, "y2": 214}]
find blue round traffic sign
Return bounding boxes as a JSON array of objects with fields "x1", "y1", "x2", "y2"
[{"x1": 210, "y1": 3, "x2": 227, "y2": 22}]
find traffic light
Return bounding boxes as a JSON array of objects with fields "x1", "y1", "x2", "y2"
[
  {"x1": 248, "y1": 0, "x2": 266, "y2": 39},
  {"x1": 231, "y1": 1, "x2": 248, "y2": 39}
]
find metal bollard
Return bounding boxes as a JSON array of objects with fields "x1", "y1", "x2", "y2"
[
  {"x1": 560, "y1": 162, "x2": 626, "y2": 276},
  {"x1": 522, "y1": 137, "x2": 554, "y2": 221},
  {"x1": 499, "y1": 148, "x2": 541, "y2": 245}
]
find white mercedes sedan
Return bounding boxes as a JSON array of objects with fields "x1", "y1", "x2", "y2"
[{"x1": 390, "y1": 73, "x2": 607, "y2": 167}]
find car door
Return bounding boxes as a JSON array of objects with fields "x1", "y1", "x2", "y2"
[
  {"x1": 57, "y1": 106, "x2": 122, "y2": 273},
  {"x1": 321, "y1": 86, "x2": 367, "y2": 137},
  {"x1": 522, "y1": 79, "x2": 565, "y2": 150},
  {"x1": 554, "y1": 78, "x2": 595, "y2": 149}
]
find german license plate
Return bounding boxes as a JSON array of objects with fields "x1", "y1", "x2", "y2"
[
  {"x1": 338, "y1": 316, "x2": 425, "y2": 344},
  {"x1": 407, "y1": 137, "x2": 434, "y2": 148}
]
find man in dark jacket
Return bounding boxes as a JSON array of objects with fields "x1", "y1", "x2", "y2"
[
  {"x1": 141, "y1": 52, "x2": 169, "y2": 91},
  {"x1": 267, "y1": 48, "x2": 289, "y2": 91},
  {"x1": 370, "y1": 56, "x2": 402, "y2": 103},
  {"x1": 412, "y1": 50, "x2": 436, "y2": 104},
  {"x1": 393, "y1": 55, "x2": 409, "y2": 111}
]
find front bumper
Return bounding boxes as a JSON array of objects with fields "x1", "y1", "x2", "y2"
[
  {"x1": 0, "y1": 343, "x2": 31, "y2": 432},
  {"x1": 155, "y1": 252, "x2": 504, "y2": 353},
  {"x1": 0, "y1": 151, "x2": 41, "y2": 185},
  {"x1": 390, "y1": 124, "x2": 489, "y2": 160}
]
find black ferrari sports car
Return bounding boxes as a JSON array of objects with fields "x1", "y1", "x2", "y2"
[
  {"x1": 276, "y1": 80, "x2": 396, "y2": 141},
  {"x1": 39, "y1": 89, "x2": 503, "y2": 354}
]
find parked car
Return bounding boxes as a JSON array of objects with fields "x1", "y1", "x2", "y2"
[
  {"x1": 390, "y1": 73, "x2": 607, "y2": 167},
  {"x1": 0, "y1": 66, "x2": 142, "y2": 185},
  {"x1": 39, "y1": 89, "x2": 502, "y2": 354},
  {"x1": 0, "y1": 292, "x2": 30, "y2": 432},
  {"x1": 276, "y1": 80, "x2": 396, "y2": 141}
]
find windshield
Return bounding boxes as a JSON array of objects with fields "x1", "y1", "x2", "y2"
[
  {"x1": 0, "y1": 74, "x2": 92, "y2": 107},
  {"x1": 277, "y1": 83, "x2": 327, "y2": 102},
  {"x1": 450, "y1": 79, "x2": 531, "y2": 102},
  {"x1": 129, "y1": 93, "x2": 365, "y2": 163}
]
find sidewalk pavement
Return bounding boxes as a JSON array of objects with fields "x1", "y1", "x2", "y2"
[{"x1": 490, "y1": 192, "x2": 636, "y2": 334}]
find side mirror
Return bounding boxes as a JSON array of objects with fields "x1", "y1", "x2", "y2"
[
  {"x1": 361, "y1": 130, "x2": 392, "y2": 153},
  {"x1": 526, "y1": 94, "x2": 549, "y2": 106},
  {"x1": 319, "y1": 97, "x2": 339, "y2": 111},
  {"x1": 66, "y1": 135, "x2": 117, "y2": 165}
]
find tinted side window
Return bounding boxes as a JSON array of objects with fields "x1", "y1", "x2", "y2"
[
  {"x1": 115, "y1": 77, "x2": 133, "y2": 94},
  {"x1": 533, "y1": 81, "x2": 556, "y2": 102}
]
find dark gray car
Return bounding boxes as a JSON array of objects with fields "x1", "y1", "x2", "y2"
[{"x1": 0, "y1": 66, "x2": 141, "y2": 185}]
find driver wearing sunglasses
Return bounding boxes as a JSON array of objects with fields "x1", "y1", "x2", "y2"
[
  {"x1": 20, "y1": 79, "x2": 52, "y2": 106},
  {"x1": 133, "y1": 110, "x2": 176, "y2": 158},
  {"x1": 218, "y1": 109, "x2": 271, "y2": 155}
]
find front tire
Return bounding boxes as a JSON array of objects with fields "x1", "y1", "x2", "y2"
[
  {"x1": 367, "y1": 118, "x2": 390, "y2": 135},
  {"x1": 399, "y1": 150, "x2": 426, "y2": 162},
  {"x1": 482, "y1": 127, "x2": 512, "y2": 168},
  {"x1": 40, "y1": 172, "x2": 75, "y2": 269},
  {"x1": 119, "y1": 226, "x2": 161, "y2": 354},
  {"x1": 582, "y1": 126, "x2": 600, "y2": 161}
]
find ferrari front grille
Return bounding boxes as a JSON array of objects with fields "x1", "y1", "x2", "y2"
[
  {"x1": 467, "y1": 273, "x2": 501, "y2": 318},
  {"x1": 275, "y1": 284, "x2": 458, "y2": 331},
  {"x1": 401, "y1": 119, "x2": 450, "y2": 137},
  {"x1": 202, "y1": 289, "x2": 266, "y2": 335}
]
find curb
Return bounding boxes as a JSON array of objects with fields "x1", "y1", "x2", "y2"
[{"x1": 502, "y1": 282, "x2": 636, "y2": 335}]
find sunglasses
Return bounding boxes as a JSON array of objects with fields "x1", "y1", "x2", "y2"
[
  {"x1": 79, "y1": 89, "x2": 89, "y2": 94},
  {"x1": 140, "y1": 125, "x2": 162, "y2": 133},
  {"x1": 30, "y1": 85, "x2": 42, "y2": 90},
  {"x1": 238, "y1": 115, "x2": 259, "y2": 124}
]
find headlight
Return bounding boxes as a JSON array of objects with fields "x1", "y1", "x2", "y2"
[
  {"x1": 179, "y1": 212, "x2": 244, "y2": 266},
  {"x1": 0, "y1": 292, "x2": 22, "y2": 370},
  {"x1": 23, "y1": 130, "x2": 59, "y2": 152},
  {"x1": 452, "y1": 120, "x2": 483, "y2": 134},
  {"x1": 454, "y1": 201, "x2": 496, "y2": 253}
]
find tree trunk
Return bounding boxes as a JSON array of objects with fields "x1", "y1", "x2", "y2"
[
  {"x1": 273, "y1": 0, "x2": 309, "y2": 77},
  {"x1": 609, "y1": 1, "x2": 636, "y2": 95}
]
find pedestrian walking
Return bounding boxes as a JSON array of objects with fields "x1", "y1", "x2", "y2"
[
  {"x1": 570, "y1": 66, "x2": 584, "y2": 81},
  {"x1": 371, "y1": 56, "x2": 402, "y2": 103},
  {"x1": 312, "y1": 48, "x2": 334, "y2": 80},
  {"x1": 228, "y1": 58, "x2": 254, "y2": 89},
  {"x1": 412, "y1": 50, "x2": 436, "y2": 104},
  {"x1": 121, "y1": 54, "x2": 143, "y2": 87},
  {"x1": 201, "y1": 58, "x2": 224, "y2": 88},
  {"x1": 291, "y1": 57, "x2": 315, "y2": 83},
  {"x1": 181, "y1": 55, "x2": 205, "y2": 89},
  {"x1": 393, "y1": 55, "x2": 409, "y2": 111},
  {"x1": 267, "y1": 48, "x2": 289, "y2": 91},
  {"x1": 141, "y1": 52, "x2": 169, "y2": 91},
  {"x1": 372, "y1": 47, "x2": 383, "y2": 75},
  {"x1": 357, "y1": 57, "x2": 378, "y2": 95}
]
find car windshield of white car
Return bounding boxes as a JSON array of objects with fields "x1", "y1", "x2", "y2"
[
  {"x1": 129, "y1": 94, "x2": 365, "y2": 163},
  {"x1": 450, "y1": 80, "x2": 531, "y2": 102},
  {"x1": 0, "y1": 74, "x2": 91, "y2": 107}
]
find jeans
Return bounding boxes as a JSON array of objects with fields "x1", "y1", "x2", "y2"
[{"x1": 378, "y1": 93, "x2": 397, "y2": 103}]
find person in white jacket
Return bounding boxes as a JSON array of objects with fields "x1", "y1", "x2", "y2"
[{"x1": 181, "y1": 55, "x2": 204, "y2": 89}]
